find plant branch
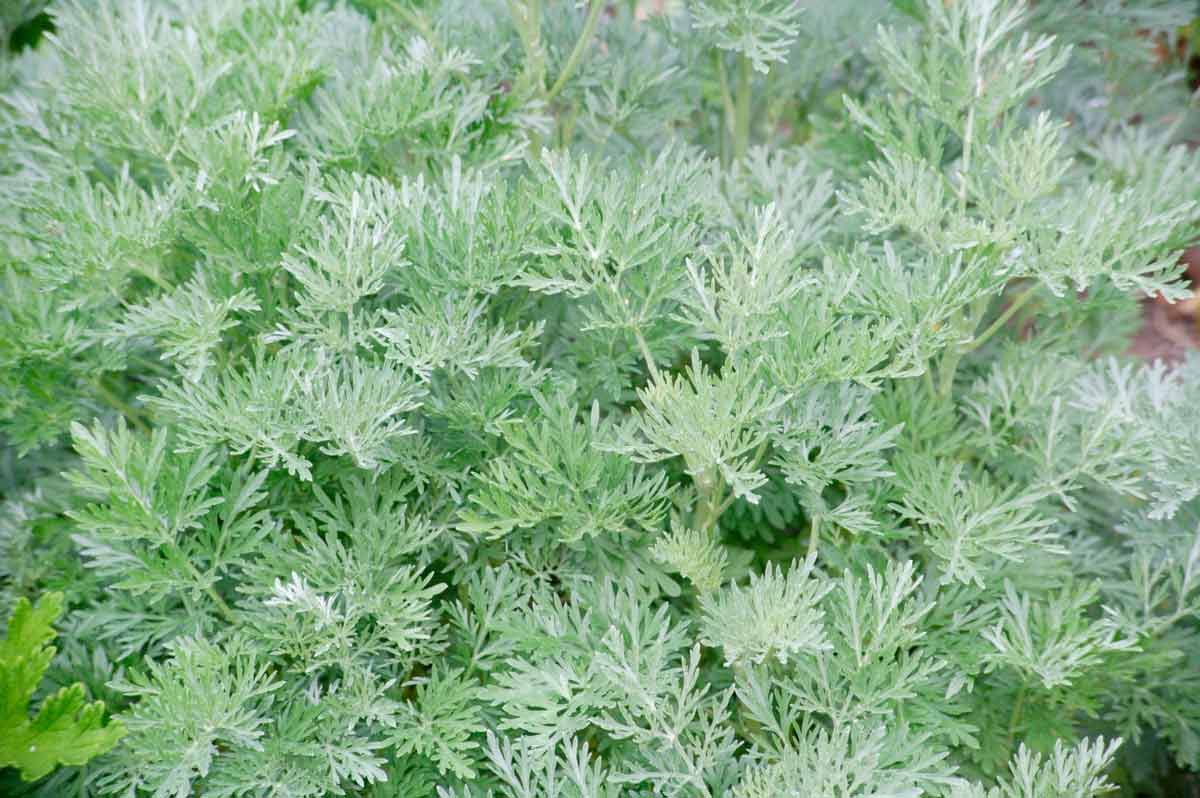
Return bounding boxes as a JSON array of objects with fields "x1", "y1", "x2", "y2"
[
  {"x1": 711, "y1": 439, "x2": 770, "y2": 518},
  {"x1": 91, "y1": 378, "x2": 150, "y2": 433},
  {"x1": 546, "y1": 0, "x2": 605, "y2": 102},
  {"x1": 185, "y1": 559, "x2": 238, "y2": 625},
  {"x1": 390, "y1": 1, "x2": 440, "y2": 49},
  {"x1": 507, "y1": 0, "x2": 545, "y2": 92},
  {"x1": 634, "y1": 326, "x2": 661, "y2": 383},
  {"x1": 937, "y1": 347, "x2": 964, "y2": 399},
  {"x1": 959, "y1": 105, "x2": 975, "y2": 208},
  {"x1": 965, "y1": 281, "x2": 1040, "y2": 353},
  {"x1": 733, "y1": 53, "x2": 752, "y2": 162},
  {"x1": 1007, "y1": 684, "x2": 1027, "y2": 749},
  {"x1": 715, "y1": 51, "x2": 736, "y2": 142},
  {"x1": 693, "y1": 475, "x2": 726, "y2": 534}
]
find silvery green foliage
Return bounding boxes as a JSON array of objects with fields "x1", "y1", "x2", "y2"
[
  {"x1": 689, "y1": 0, "x2": 804, "y2": 73},
  {"x1": 699, "y1": 555, "x2": 831, "y2": 665},
  {"x1": 0, "y1": 0, "x2": 1199, "y2": 796}
]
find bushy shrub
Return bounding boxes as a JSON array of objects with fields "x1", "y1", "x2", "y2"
[{"x1": 1, "y1": 1, "x2": 1199, "y2": 796}]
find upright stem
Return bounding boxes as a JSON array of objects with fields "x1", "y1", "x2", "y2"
[
  {"x1": 964, "y1": 282, "x2": 1039, "y2": 353},
  {"x1": 921, "y1": 554, "x2": 943, "y2": 602},
  {"x1": 634, "y1": 327, "x2": 661, "y2": 384},
  {"x1": 186, "y1": 559, "x2": 237, "y2": 625},
  {"x1": 937, "y1": 348, "x2": 963, "y2": 399},
  {"x1": 528, "y1": 0, "x2": 544, "y2": 87},
  {"x1": 958, "y1": 104, "x2": 975, "y2": 208},
  {"x1": 546, "y1": 0, "x2": 604, "y2": 102},
  {"x1": 938, "y1": 282, "x2": 1039, "y2": 399},
  {"x1": 693, "y1": 477, "x2": 726, "y2": 534},
  {"x1": 390, "y1": 1, "x2": 439, "y2": 48},
  {"x1": 733, "y1": 54, "x2": 753, "y2": 163},
  {"x1": 715, "y1": 51, "x2": 736, "y2": 164},
  {"x1": 508, "y1": 0, "x2": 545, "y2": 154},
  {"x1": 559, "y1": 107, "x2": 580, "y2": 147},
  {"x1": 1007, "y1": 684, "x2": 1027, "y2": 749},
  {"x1": 807, "y1": 515, "x2": 820, "y2": 559},
  {"x1": 508, "y1": 0, "x2": 545, "y2": 92},
  {"x1": 712, "y1": 439, "x2": 771, "y2": 519},
  {"x1": 134, "y1": 263, "x2": 172, "y2": 292},
  {"x1": 91, "y1": 378, "x2": 150, "y2": 433}
]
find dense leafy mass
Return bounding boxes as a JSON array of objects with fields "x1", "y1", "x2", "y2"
[{"x1": 1, "y1": 0, "x2": 1200, "y2": 796}]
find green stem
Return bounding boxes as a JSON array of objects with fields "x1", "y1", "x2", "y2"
[
  {"x1": 133, "y1": 262, "x2": 172, "y2": 292},
  {"x1": 807, "y1": 514, "x2": 820, "y2": 559},
  {"x1": 959, "y1": 104, "x2": 975, "y2": 208},
  {"x1": 938, "y1": 282, "x2": 1041, "y2": 398},
  {"x1": 390, "y1": 1, "x2": 439, "y2": 48},
  {"x1": 693, "y1": 470, "x2": 728, "y2": 535},
  {"x1": 1007, "y1": 685, "x2": 1027, "y2": 749},
  {"x1": 560, "y1": 106, "x2": 580, "y2": 147},
  {"x1": 546, "y1": 0, "x2": 604, "y2": 102},
  {"x1": 937, "y1": 348, "x2": 963, "y2": 399},
  {"x1": 715, "y1": 51, "x2": 736, "y2": 159},
  {"x1": 610, "y1": 121, "x2": 646, "y2": 155},
  {"x1": 710, "y1": 439, "x2": 771, "y2": 518},
  {"x1": 508, "y1": 0, "x2": 545, "y2": 92},
  {"x1": 921, "y1": 553, "x2": 942, "y2": 602},
  {"x1": 91, "y1": 378, "x2": 149, "y2": 433},
  {"x1": 748, "y1": 438, "x2": 770, "y2": 472},
  {"x1": 633, "y1": 327, "x2": 661, "y2": 383},
  {"x1": 936, "y1": 293, "x2": 993, "y2": 399},
  {"x1": 186, "y1": 559, "x2": 238, "y2": 625},
  {"x1": 733, "y1": 54, "x2": 752, "y2": 163},
  {"x1": 964, "y1": 282, "x2": 1040, "y2": 353}
]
